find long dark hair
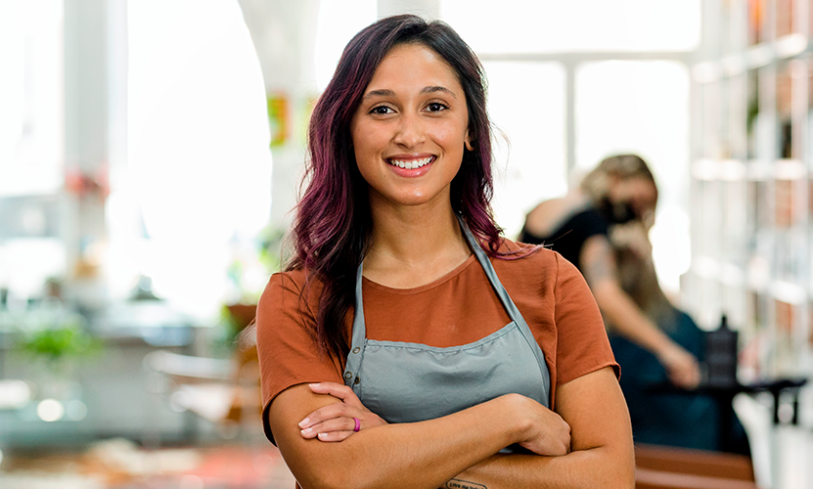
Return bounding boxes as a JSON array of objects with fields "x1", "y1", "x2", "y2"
[{"x1": 288, "y1": 15, "x2": 502, "y2": 360}]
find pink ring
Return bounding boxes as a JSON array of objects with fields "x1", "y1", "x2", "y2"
[{"x1": 353, "y1": 417, "x2": 360, "y2": 432}]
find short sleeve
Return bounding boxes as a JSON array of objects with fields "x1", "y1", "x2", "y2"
[
  {"x1": 574, "y1": 208, "x2": 609, "y2": 241},
  {"x1": 256, "y1": 272, "x2": 344, "y2": 444},
  {"x1": 553, "y1": 253, "x2": 620, "y2": 385}
]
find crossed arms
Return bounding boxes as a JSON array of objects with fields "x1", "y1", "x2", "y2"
[{"x1": 268, "y1": 366, "x2": 634, "y2": 489}]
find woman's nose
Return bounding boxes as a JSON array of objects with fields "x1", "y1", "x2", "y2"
[{"x1": 393, "y1": 112, "x2": 425, "y2": 148}]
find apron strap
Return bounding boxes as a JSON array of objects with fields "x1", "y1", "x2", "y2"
[
  {"x1": 456, "y1": 215, "x2": 550, "y2": 399},
  {"x1": 344, "y1": 263, "x2": 366, "y2": 387}
]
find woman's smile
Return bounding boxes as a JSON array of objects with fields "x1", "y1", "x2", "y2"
[{"x1": 385, "y1": 154, "x2": 436, "y2": 177}]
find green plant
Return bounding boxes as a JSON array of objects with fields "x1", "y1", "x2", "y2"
[
  {"x1": 257, "y1": 225, "x2": 287, "y2": 273},
  {"x1": 17, "y1": 325, "x2": 103, "y2": 367}
]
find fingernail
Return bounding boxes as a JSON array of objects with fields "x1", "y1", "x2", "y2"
[
  {"x1": 309, "y1": 383, "x2": 320, "y2": 388},
  {"x1": 298, "y1": 418, "x2": 309, "y2": 427},
  {"x1": 301, "y1": 427, "x2": 312, "y2": 435}
]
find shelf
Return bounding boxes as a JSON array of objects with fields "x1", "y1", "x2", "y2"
[
  {"x1": 690, "y1": 257, "x2": 807, "y2": 305},
  {"x1": 746, "y1": 162, "x2": 773, "y2": 181},
  {"x1": 746, "y1": 45, "x2": 773, "y2": 69},
  {"x1": 721, "y1": 54, "x2": 746, "y2": 77},
  {"x1": 770, "y1": 280, "x2": 807, "y2": 305},
  {"x1": 690, "y1": 159, "x2": 805, "y2": 181},
  {"x1": 689, "y1": 0, "x2": 813, "y2": 378},
  {"x1": 774, "y1": 34, "x2": 809, "y2": 60},
  {"x1": 774, "y1": 159, "x2": 807, "y2": 180},
  {"x1": 692, "y1": 34, "x2": 813, "y2": 83},
  {"x1": 691, "y1": 159, "x2": 721, "y2": 181}
]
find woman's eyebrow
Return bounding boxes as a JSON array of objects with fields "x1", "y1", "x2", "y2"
[
  {"x1": 420, "y1": 85, "x2": 456, "y2": 99},
  {"x1": 362, "y1": 86, "x2": 457, "y2": 100},
  {"x1": 363, "y1": 89, "x2": 395, "y2": 99}
]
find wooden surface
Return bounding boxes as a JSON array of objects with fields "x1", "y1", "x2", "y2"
[{"x1": 635, "y1": 444, "x2": 757, "y2": 489}]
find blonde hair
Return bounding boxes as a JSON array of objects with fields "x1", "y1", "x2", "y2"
[
  {"x1": 612, "y1": 223, "x2": 677, "y2": 330},
  {"x1": 579, "y1": 154, "x2": 658, "y2": 205}
]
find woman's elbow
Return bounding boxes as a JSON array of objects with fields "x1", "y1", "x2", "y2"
[
  {"x1": 607, "y1": 450, "x2": 636, "y2": 489},
  {"x1": 616, "y1": 466, "x2": 636, "y2": 489},
  {"x1": 293, "y1": 464, "x2": 359, "y2": 489},
  {"x1": 293, "y1": 457, "x2": 379, "y2": 489},
  {"x1": 582, "y1": 444, "x2": 635, "y2": 489}
]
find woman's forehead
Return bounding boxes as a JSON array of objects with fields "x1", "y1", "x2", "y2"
[{"x1": 364, "y1": 43, "x2": 461, "y2": 94}]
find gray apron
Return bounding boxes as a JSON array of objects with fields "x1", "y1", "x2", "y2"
[{"x1": 342, "y1": 216, "x2": 551, "y2": 425}]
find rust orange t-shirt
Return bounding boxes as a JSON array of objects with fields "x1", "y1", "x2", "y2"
[{"x1": 256, "y1": 240, "x2": 618, "y2": 442}]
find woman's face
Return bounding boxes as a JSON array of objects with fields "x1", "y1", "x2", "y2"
[
  {"x1": 350, "y1": 43, "x2": 472, "y2": 210},
  {"x1": 609, "y1": 176, "x2": 657, "y2": 222}
]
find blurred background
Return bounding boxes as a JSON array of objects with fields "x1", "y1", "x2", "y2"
[{"x1": 0, "y1": 0, "x2": 811, "y2": 488}]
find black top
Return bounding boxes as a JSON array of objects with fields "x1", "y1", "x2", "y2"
[{"x1": 518, "y1": 207, "x2": 609, "y2": 272}]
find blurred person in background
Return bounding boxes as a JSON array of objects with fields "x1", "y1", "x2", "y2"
[
  {"x1": 255, "y1": 15, "x2": 634, "y2": 488},
  {"x1": 610, "y1": 223, "x2": 749, "y2": 454},
  {"x1": 519, "y1": 154, "x2": 701, "y2": 390}
]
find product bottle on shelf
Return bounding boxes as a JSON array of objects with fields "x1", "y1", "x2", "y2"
[{"x1": 705, "y1": 314, "x2": 739, "y2": 388}]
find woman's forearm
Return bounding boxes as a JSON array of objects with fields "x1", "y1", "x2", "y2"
[
  {"x1": 444, "y1": 446, "x2": 634, "y2": 489},
  {"x1": 272, "y1": 390, "x2": 559, "y2": 489},
  {"x1": 593, "y1": 280, "x2": 701, "y2": 387},
  {"x1": 442, "y1": 369, "x2": 635, "y2": 489}
]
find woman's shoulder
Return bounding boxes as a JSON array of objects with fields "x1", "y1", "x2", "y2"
[
  {"x1": 495, "y1": 237, "x2": 590, "y2": 290},
  {"x1": 259, "y1": 268, "x2": 323, "y2": 310},
  {"x1": 499, "y1": 237, "x2": 559, "y2": 259},
  {"x1": 494, "y1": 238, "x2": 563, "y2": 277}
]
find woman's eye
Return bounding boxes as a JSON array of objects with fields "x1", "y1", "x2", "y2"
[
  {"x1": 370, "y1": 105, "x2": 393, "y2": 115},
  {"x1": 427, "y1": 102, "x2": 448, "y2": 112}
]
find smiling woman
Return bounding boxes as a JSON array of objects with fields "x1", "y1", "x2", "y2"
[{"x1": 256, "y1": 15, "x2": 634, "y2": 489}]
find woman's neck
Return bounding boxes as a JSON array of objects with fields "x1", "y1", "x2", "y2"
[{"x1": 363, "y1": 199, "x2": 472, "y2": 289}]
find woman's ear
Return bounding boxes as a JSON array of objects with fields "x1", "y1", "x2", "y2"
[{"x1": 464, "y1": 129, "x2": 474, "y2": 151}]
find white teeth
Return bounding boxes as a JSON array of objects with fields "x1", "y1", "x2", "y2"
[{"x1": 389, "y1": 157, "x2": 433, "y2": 169}]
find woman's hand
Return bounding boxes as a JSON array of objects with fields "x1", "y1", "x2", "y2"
[
  {"x1": 505, "y1": 394, "x2": 572, "y2": 457},
  {"x1": 298, "y1": 382, "x2": 388, "y2": 442},
  {"x1": 609, "y1": 222, "x2": 652, "y2": 260},
  {"x1": 658, "y1": 343, "x2": 701, "y2": 389}
]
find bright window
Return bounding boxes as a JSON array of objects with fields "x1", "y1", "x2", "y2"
[
  {"x1": 119, "y1": 0, "x2": 272, "y2": 317},
  {"x1": 315, "y1": 0, "x2": 377, "y2": 91},
  {"x1": 441, "y1": 0, "x2": 700, "y2": 54},
  {"x1": 0, "y1": 0, "x2": 64, "y2": 196},
  {"x1": 484, "y1": 62, "x2": 566, "y2": 237}
]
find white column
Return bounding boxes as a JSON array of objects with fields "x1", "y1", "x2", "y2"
[
  {"x1": 237, "y1": 0, "x2": 321, "y2": 227},
  {"x1": 62, "y1": 0, "x2": 127, "y2": 308}
]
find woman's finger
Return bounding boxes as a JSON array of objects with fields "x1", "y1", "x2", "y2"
[
  {"x1": 299, "y1": 402, "x2": 355, "y2": 429},
  {"x1": 308, "y1": 382, "x2": 364, "y2": 408},
  {"x1": 300, "y1": 416, "x2": 359, "y2": 439},
  {"x1": 316, "y1": 430, "x2": 354, "y2": 442}
]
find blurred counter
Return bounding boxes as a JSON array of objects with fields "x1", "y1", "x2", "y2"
[{"x1": 0, "y1": 300, "x2": 222, "y2": 449}]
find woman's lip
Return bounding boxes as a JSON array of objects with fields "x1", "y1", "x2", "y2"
[{"x1": 386, "y1": 153, "x2": 435, "y2": 160}]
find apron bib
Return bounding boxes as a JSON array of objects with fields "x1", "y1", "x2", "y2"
[{"x1": 343, "y1": 216, "x2": 551, "y2": 425}]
